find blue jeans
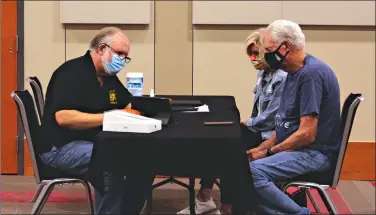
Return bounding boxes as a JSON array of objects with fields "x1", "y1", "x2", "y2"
[
  {"x1": 40, "y1": 140, "x2": 154, "y2": 214},
  {"x1": 250, "y1": 149, "x2": 332, "y2": 215}
]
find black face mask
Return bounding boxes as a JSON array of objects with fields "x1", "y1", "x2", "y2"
[{"x1": 264, "y1": 42, "x2": 289, "y2": 70}]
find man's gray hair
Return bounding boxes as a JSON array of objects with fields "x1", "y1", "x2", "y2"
[
  {"x1": 266, "y1": 20, "x2": 305, "y2": 50},
  {"x1": 89, "y1": 27, "x2": 123, "y2": 51}
]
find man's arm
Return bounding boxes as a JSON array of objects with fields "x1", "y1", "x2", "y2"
[
  {"x1": 271, "y1": 71, "x2": 323, "y2": 153},
  {"x1": 47, "y1": 71, "x2": 105, "y2": 130},
  {"x1": 258, "y1": 131, "x2": 278, "y2": 150},
  {"x1": 271, "y1": 115, "x2": 318, "y2": 153},
  {"x1": 55, "y1": 110, "x2": 104, "y2": 130},
  {"x1": 55, "y1": 106, "x2": 139, "y2": 130}
]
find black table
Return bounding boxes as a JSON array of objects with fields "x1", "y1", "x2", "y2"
[{"x1": 90, "y1": 96, "x2": 258, "y2": 214}]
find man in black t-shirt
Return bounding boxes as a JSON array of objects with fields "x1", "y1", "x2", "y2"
[{"x1": 39, "y1": 27, "x2": 153, "y2": 214}]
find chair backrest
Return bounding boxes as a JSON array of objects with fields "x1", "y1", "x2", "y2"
[
  {"x1": 331, "y1": 93, "x2": 364, "y2": 188},
  {"x1": 25, "y1": 76, "x2": 44, "y2": 121},
  {"x1": 11, "y1": 90, "x2": 42, "y2": 183}
]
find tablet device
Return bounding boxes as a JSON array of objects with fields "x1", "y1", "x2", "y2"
[
  {"x1": 131, "y1": 97, "x2": 175, "y2": 125},
  {"x1": 170, "y1": 100, "x2": 202, "y2": 106},
  {"x1": 171, "y1": 106, "x2": 198, "y2": 112}
]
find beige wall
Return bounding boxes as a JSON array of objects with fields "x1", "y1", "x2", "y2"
[
  {"x1": 193, "y1": 26, "x2": 259, "y2": 124},
  {"x1": 303, "y1": 28, "x2": 375, "y2": 142},
  {"x1": 155, "y1": 1, "x2": 192, "y2": 95},
  {"x1": 192, "y1": 1, "x2": 375, "y2": 26},
  {"x1": 24, "y1": 1, "x2": 375, "y2": 142},
  {"x1": 24, "y1": 1, "x2": 65, "y2": 93},
  {"x1": 59, "y1": 1, "x2": 151, "y2": 25}
]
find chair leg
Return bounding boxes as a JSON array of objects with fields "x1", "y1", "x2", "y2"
[
  {"x1": 30, "y1": 179, "x2": 95, "y2": 215},
  {"x1": 315, "y1": 185, "x2": 338, "y2": 215},
  {"x1": 146, "y1": 188, "x2": 153, "y2": 215},
  {"x1": 306, "y1": 189, "x2": 321, "y2": 213},
  {"x1": 31, "y1": 181, "x2": 56, "y2": 215},
  {"x1": 30, "y1": 180, "x2": 50, "y2": 203},
  {"x1": 282, "y1": 182, "x2": 338, "y2": 215},
  {"x1": 189, "y1": 177, "x2": 196, "y2": 215}
]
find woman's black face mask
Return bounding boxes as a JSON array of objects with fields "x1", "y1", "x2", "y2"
[{"x1": 264, "y1": 42, "x2": 289, "y2": 70}]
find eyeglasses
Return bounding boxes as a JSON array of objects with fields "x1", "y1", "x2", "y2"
[{"x1": 103, "y1": 44, "x2": 131, "y2": 63}]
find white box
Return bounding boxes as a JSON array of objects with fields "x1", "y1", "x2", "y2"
[{"x1": 103, "y1": 110, "x2": 162, "y2": 133}]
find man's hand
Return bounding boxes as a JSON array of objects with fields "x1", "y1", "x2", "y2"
[
  {"x1": 122, "y1": 108, "x2": 141, "y2": 115},
  {"x1": 247, "y1": 147, "x2": 267, "y2": 161},
  {"x1": 246, "y1": 131, "x2": 277, "y2": 161}
]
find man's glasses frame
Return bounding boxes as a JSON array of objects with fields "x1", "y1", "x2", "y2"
[{"x1": 103, "y1": 43, "x2": 131, "y2": 63}]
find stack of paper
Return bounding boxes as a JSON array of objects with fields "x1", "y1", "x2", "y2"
[{"x1": 103, "y1": 110, "x2": 162, "y2": 133}]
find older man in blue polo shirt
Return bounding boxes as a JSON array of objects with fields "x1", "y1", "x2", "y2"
[{"x1": 247, "y1": 20, "x2": 341, "y2": 215}]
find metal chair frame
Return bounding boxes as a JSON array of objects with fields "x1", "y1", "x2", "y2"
[
  {"x1": 25, "y1": 76, "x2": 44, "y2": 122},
  {"x1": 11, "y1": 90, "x2": 94, "y2": 215},
  {"x1": 281, "y1": 94, "x2": 364, "y2": 215}
]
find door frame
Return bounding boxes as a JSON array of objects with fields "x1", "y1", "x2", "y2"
[
  {"x1": 16, "y1": 0, "x2": 25, "y2": 175},
  {"x1": 0, "y1": 0, "x2": 24, "y2": 175},
  {"x1": 0, "y1": 0, "x2": 2, "y2": 175}
]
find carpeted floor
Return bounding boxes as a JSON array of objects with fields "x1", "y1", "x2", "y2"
[{"x1": 1, "y1": 176, "x2": 375, "y2": 214}]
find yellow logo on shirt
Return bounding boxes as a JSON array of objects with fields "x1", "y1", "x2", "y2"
[{"x1": 109, "y1": 90, "x2": 117, "y2": 104}]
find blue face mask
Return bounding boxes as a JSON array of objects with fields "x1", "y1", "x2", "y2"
[{"x1": 103, "y1": 51, "x2": 126, "y2": 75}]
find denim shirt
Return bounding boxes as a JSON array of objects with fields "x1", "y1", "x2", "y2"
[{"x1": 246, "y1": 69, "x2": 287, "y2": 140}]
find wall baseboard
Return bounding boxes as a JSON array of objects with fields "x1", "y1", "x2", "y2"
[{"x1": 23, "y1": 140, "x2": 375, "y2": 181}]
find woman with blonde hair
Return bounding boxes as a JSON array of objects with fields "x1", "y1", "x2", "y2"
[
  {"x1": 242, "y1": 28, "x2": 287, "y2": 150},
  {"x1": 177, "y1": 29, "x2": 287, "y2": 215}
]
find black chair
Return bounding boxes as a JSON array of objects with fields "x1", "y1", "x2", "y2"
[
  {"x1": 281, "y1": 93, "x2": 364, "y2": 215},
  {"x1": 25, "y1": 76, "x2": 44, "y2": 122},
  {"x1": 11, "y1": 90, "x2": 94, "y2": 215}
]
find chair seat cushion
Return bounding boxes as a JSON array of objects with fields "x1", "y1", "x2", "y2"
[
  {"x1": 280, "y1": 169, "x2": 334, "y2": 186},
  {"x1": 39, "y1": 162, "x2": 88, "y2": 181}
]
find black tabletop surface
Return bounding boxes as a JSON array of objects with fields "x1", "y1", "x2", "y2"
[{"x1": 90, "y1": 96, "x2": 249, "y2": 178}]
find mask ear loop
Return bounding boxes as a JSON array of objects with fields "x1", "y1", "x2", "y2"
[
  {"x1": 100, "y1": 46, "x2": 111, "y2": 74},
  {"x1": 277, "y1": 41, "x2": 290, "y2": 57}
]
